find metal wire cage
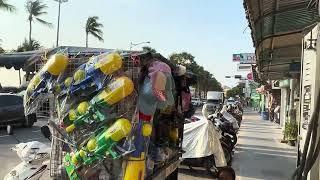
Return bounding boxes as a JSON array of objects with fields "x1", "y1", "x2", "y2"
[{"x1": 30, "y1": 47, "x2": 183, "y2": 179}]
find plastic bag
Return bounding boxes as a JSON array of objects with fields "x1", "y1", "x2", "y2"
[
  {"x1": 11, "y1": 141, "x2": 51, "y2": 163},
  {"x1": 182, "y1": 116, "x2": 227, "y2": 167}
]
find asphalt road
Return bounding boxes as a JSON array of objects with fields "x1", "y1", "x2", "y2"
[{"x1": 0, "y1": 119, "x2": 50, "y2": 179}]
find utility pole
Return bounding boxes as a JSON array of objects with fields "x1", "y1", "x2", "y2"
[{"x1": 54, "y1": 0, "x2": 68, "y2": 47}]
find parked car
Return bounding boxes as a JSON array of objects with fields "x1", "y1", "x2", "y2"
[
  {"x1": 0, "y1": 93, "x2": 37, "y2": 135},
  {"x1": 191, "y1": 98, "x2": 202, "y2": 106},
  {"x1": 226, "y1": 98, "x2": 236, "y2": 106}
]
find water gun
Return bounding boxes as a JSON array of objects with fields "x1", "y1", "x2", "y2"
[
  {"x1": 67, "y1": 52, "x2": 123, "y2": 97},
  {"x1": 25, "y1": 53, "x2": 69, "y2": 102},
  {"x1": 62, "y1": 101, "x2": 90, "y2": 126},
  {"x1": 65, "y1": 76, "x2": 134, "y2": 133},
  {"x1": 123, "y1": 112, "x2": 153, "y2": 180},
  {"x1": 53, "y1": 76, "x2": 73, "y2": 95},
  {"x1": 64, "y1": 118, "x2": 132, "y2": 179}
]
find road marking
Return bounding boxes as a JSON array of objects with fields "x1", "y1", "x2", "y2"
[
  {"x1": 32, "y1": 130, "x2": 41, "y2": 133},
  {"x1": 0, "y1": 135, "x2": 10, "y2": 138}
]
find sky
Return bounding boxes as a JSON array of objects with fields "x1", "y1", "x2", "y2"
[{"x1": 0, "y1": 0, "x2": 254, "y2": 87}]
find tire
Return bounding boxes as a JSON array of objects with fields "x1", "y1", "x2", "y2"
[
  {"x1": 205, "y1": 156, "x2": 218, "y2": 177},
  {"x1": 7, "y1": 125, "x2": 13, "y2": 135},
  {"x1": 166, "y1": 168, "x2": 178, "y2": 180},
  {"x1": 223, "y1": 146, "x2": 232, "y2": 165},
  {"x1": 24, "y1": 114, "x2": 36, "y2": 128}
]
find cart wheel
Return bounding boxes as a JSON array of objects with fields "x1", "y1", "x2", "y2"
[
  {"x1": 205, "y1": 156, "x2": 219, "y2": 177},
  {"x1": 165, "y1": 168, "x2": 178, "y2": 180},
  {"x1": 7, "y1": 125, "x2": 13, "y2": 135}
]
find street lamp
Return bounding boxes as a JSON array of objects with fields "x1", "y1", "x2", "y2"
[
  {"x1": 54, "y1": 0, "x2": 68, "y2": 47},
  {"x1": 129, "y1": 41, "x2": 150, "y2": 50}
]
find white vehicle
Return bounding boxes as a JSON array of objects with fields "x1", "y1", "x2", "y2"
[
  {"x1": 226, "y1": 97, "x2": 236, "y2": 106},
  {"x1": 206, "y1": 91, "x2": 224, "y2": 104},
  {"x1": 202, "y1": 91, "x2": 224, "y2": 117},
  {"x1": 191, "y1": 97, "x2": 202, "y2": 106}
]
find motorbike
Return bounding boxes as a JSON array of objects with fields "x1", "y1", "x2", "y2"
[
  {"x1": 212, "y1": 116, "x2": 238, "y2": 149},
  {"x1": 4, "y1": 126, "x2": 52, "y2": 180},
  {"x1": 181, "y1": 115, "x2": 229, "y2": 176},
  {"x1": 227, "y1": 104, "x2": 243, "y2": 127}
]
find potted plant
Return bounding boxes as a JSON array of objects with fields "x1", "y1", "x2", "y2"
[{"x1": 284, "y1": 121, "x2": 298, "y2": 146}]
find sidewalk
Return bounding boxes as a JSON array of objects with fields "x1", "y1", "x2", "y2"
[{"x1": 233, "y1": 110, "x2": 297, "y2": 180}]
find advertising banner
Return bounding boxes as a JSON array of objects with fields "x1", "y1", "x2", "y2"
[{"x1": 233, "y1": 53, "x2": 256, "y2": 64}]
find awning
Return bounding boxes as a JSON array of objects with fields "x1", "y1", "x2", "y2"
[
  {"x1": 243, "y1": 0, "x2": 319, "y2": 80},
  {"x1": 0, "y1": 50, "x2": 45, "y2": 71},
  {"x1": 0, "y1": 46, "x2": 176, "y2": 73},
  {"x1": 0, "y1": 46, "x2": 112, "y2": 72}
]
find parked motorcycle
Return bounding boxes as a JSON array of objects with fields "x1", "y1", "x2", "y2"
[{"x1": 182, "y1": 115, "x2": 229, "y2": 176}]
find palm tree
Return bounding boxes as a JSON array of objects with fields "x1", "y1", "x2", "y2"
[
  {"x1": 0, "y1": 0, "x2": 16, "y2": 12},
  {"x1": 0, "y1": 39, "x2": 4, "y2": 53},
  {"x1": 25, "y1": 0, "x2": 52, "y2": 46},
  {"x1": 17, "y1": 38, "x2": 41, "y2": 52},
  {"x1": 85, "y1": 16, "x2": 104, "y2": 47}
]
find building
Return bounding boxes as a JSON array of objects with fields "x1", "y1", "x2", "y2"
[{"x1": 243, "y1": 1, "x2": 319, "y2": 179}]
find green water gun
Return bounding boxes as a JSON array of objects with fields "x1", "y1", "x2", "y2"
[
  {"x1": 64, "y1": 76, "x2": 134, "y2": 133},
  {"x1": 64, "y1": 118, "x2": 132, "y2": 179}
]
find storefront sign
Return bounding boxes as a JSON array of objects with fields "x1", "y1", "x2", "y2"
[
  {"x1": 247, "y1": 72, "x2": 253, "y2": 80},
  {"x1": 279, "y1": 79, "x2": 290, "y2": 88},
  {"x1": 233, "y1": 53, "x2": 256, "y2": 64}
]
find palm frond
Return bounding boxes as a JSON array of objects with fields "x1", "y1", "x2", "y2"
[
  {"x1": 85, "y1": 16, "x2": 104, "y2": 42},
  {"x1": 89, "y1": 31, "x2": 104, "y2": 41},
  {"x1": 36, "y1": 18, "x2": 53, "y2": 27},
  {"x1": 0, "y1": 0, "x2": 16, "y2": 12},
  {"x1": 25, "y1": 0, "x2": 51, "y2": 26}
]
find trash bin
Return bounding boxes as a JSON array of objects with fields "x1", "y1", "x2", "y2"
[{"x1": 261, "y1": 111, "x2": 269, "y2": 120}]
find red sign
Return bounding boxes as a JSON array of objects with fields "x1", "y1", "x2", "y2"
[{"x1": 247, "y1": 72, "x2": 253, "y2": 80}]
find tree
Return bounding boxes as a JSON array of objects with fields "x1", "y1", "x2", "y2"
[
  {"x1": 16, "y1": 39, "x2": 41, "y2": 52},
  {"x1": 142, "y1": 46, "x2": 156, "y2": 53},
  {"x1": 169, "y1": 52, "x2": 222, "y2": 97},
  {"x1": 226, "y1": 85, "x2": 243, "y2": 98},
  {"x1": 85, "y1": 16, "x2": 103, "y2": 47},
  {"x1": 0, "y1": 39, "x2": 4, "y2": 53},
  {"x1": 25, "y1": 0, "x2": 52, "y2": 46},
  {"x1": 0, "y1": 0, "x2": 16, "y2": 12}
]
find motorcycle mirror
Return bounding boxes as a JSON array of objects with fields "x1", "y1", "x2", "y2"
[{"x1": 40, "y1": 125, "x2": 52, "y2": 141}]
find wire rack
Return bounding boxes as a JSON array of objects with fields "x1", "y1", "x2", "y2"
[
  {"x1": 33, "y1": 50, "x2": 142, "y2": 179},
  {"x1": 32, "y1": 49, "x2": 182, "y2": 179}
]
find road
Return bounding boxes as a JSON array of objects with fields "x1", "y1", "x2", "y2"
[{"x1": 0, "y1": 119, "x2": 50, "y2": 179}]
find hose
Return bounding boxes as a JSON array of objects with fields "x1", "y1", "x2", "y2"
[{"x1": 292, "y1": 90, "x2": 320, "y2": 180}]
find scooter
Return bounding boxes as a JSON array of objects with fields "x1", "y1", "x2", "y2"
[
  {"x1": 181, "y1": 115, "x2": 228, "y2": 176},
  {"x1": 4, "y1": 126, "x2": 52, "y2": 180}
]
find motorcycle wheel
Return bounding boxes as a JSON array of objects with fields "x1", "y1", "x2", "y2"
[
  {"x1": 205, "y1": 156, "x2": 219, "y2": 177},
  {"x1": 222, "y1": 144, "x2": 232, "y2": 165}
]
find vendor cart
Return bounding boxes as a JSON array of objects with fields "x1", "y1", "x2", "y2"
[{"x1": 20, "y1": 46, "x2": 191, "y2": 180}]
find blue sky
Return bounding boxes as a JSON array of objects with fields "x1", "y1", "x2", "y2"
[{"x1": 0, "y1": 0, "x2": 254, "y2": 87}]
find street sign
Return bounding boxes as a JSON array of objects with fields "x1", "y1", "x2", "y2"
[
  {"x1": 247, "y1": 72, "x2": 253, "y2": 80},
  {"x1": 237, "y1": 64, "x2": 252, "y2": 71},
  {"x1": 233, "y1": 54, "x2": 241, "y2": 62},
  {"x1": 232, "y1": 53, "x2": 256, "y2": 64}
]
